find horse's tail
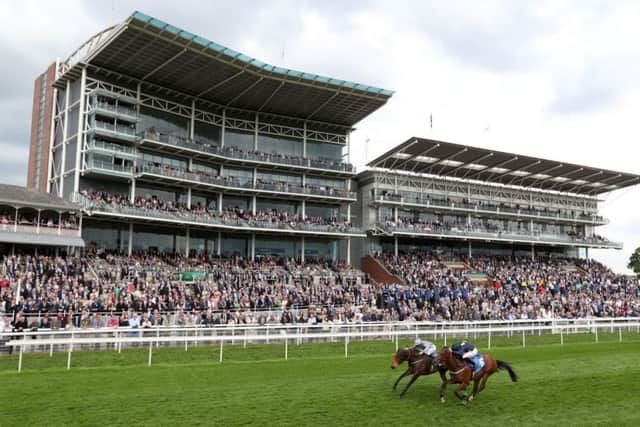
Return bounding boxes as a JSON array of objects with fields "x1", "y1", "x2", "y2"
[{"x1": 496, "y1": 360, "x2": 518, "y2": 382}]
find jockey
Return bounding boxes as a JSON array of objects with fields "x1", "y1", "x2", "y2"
[
  {"x1": 452, "y1": 340, "x2": 478, "y2": 369},
  {"x1": 413, "y1": 338, "x2": 437, "y2": 358}
]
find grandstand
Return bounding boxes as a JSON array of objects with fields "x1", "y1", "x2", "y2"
[
  {"x1": 28, "y1": 11, "x2": 393, "y2": 263},
  {"x1": 358, "y1": 137, "x2": 640, "y2": 260}
]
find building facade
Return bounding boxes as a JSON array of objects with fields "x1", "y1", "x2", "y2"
[{"x1": 31, "y1": 11, "x2": 392, "y2": 262}]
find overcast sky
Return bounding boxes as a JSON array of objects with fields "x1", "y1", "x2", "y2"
[{"x1": 1, "y1": 0, "x2": 639, "y2": 272}]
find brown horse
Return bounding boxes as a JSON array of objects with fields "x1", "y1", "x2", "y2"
[
  {"x1": 435, "y1": 346, "x2": 517, "y2": 404},
  {"x1": 390, "y1": 347, "x2": 447, "y2": 399}
]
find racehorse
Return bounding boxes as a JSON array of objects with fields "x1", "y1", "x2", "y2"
[
  {"x1": 435, "y1": 346, "x2": 517, "y2": 404},
  {"x1": 390, "y1": 347, "x2": 446, "y2": 399}
]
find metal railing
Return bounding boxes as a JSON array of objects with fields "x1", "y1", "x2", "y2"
[
  {"x1": 141, "y1": 130, "x2": 355, "y2": 173},
  {"x1": 4, "y1": 318, "x2": 640, "y2": 371},
  {"x1": 137, "y1": 164, "x2": 357, "y2": 199}
]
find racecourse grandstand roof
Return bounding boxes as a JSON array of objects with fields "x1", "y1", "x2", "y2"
[
  {"x1": 56, "y1": 11, "x2": 393, "y2": 127},
  {"x1": 0, "y1": 184, "x2": 80, "y2": 211},
  {"x1": 367, "y1": 137, "x2": 640, "y2": 195}
]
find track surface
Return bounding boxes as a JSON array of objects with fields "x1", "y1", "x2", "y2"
[{"x1": 1, "y1": 333, "x2": 639, "y2": 426}]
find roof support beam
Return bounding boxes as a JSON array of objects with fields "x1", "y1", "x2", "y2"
[
  {"x1": 588, "y1": 175, "x2": 640, "y2": 195},
  {"x1": 394, "y1": 142, "x2": 442, "y2": 172},
  {"x1": 569, "y1": 173, "x2": 619, "y2": 193},
  {"x1": 142, "y1": 48, "x2": 187, "y2": 80},
  {"x1": 196, "y1": 70, "x2": 245, "y2": 98},
  {"x1": 542, "y1": 167, "x2": 585, "y2": 190},
  {"x1": 441, "y1": 152, "x2": 494, "y2": 178},
  {"x1": 490, "y1": 160, "x2": 540, "y2": 182},
  {"x1": 563, "y1": 171, "x2": 605, "y2": 193},
  {"x1": 463, "y1": 156, "x2": 519, "y2": 180},
  {"x1": 225, "y1": 77, "x2": 265, "y2": 107},
  {"x1": 257, "y1": 81, "x2": 285, "y2": 112},
  {"x1": 306, "y1": 92, "x2": 340, "y2": 121},
  {"x1": 422, "y1": 147, "x2": 469, "y2": 175},
  {"x1": 508, "y1": 162, "x2": 564, "y2": 186}
]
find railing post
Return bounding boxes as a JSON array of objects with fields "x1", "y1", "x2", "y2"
[
  {"x1": 148, "y1": 342, "x2": 153, "y2": 367},
  {"x1": 595, "y1": 326, "x2": 599, "y2": 343},
  {"x1": 395, "y1": 333, "x2": 399, "y2": 351},
  {"x1": 487, "y1": 327, "x2": 491, "y2": 349},
  {"x1": 219, "y1": 339, "x2": 224, "y2": 364},
  {"x1": 444, "y1": 331, "x2": 447, "y2": 347},
  {"x1": 18, "y1": 345, "x2": 23, "y2": 373},
  {"x1": 285, "y1": 336, "x2": 288, "y2": 361},
  {"x1": 560, "y1": 327, "x2": 564, "y2": 345},
  {"x1": 345, "y1": 334, "x2": 349, "y2": 358},
  {"x1": 522, "y1": 329, "x2": 525, "y2": 348},
  {"x1": 244, "y1": 329, "x2": 247, "y2": 348},
  {"x1": 185, "y1": 329, "x2": 188, "y2": 352},
  {"x1": 619, "y1": 327, "x2": 622, "y2": 343}
]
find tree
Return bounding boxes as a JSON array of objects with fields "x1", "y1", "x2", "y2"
[{"x1": 627, "y1": 247, "x2": 640, "y2": 275}]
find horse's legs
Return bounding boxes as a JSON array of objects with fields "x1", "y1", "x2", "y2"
[
  {"x1": 438, "y1": 370, "x2": 448, "y2": 403},
  {"x1": 398, "y1": 374, "x2": 420, "y2": 399},
  {"x1": 392, "y1": 369, "x2": 410, "y2": 391},
  {"x1": 478, "y1": 373, "x2": 490, "y2": 393}
]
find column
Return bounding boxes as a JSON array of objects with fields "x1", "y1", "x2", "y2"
[
  {"x1": 221, "y1": 109, "x2": 226, "y2": 148},
  {"x1": 468, "y1": 241, "x2": 472, "y2": 257},
  {"x1": 14, "y1": 207, "x2": 18, "y2": 232},
  {"x1": 253, "y1": 168, "x2": 257, "y2": 187},
  {"x1": 394, "y1": 235, "x2": 398, "y2": 257},
  {"x1": 72, "y1": 67, "x2": 87, "y2": 195},
  {"x1": 36, "y1": 210, "x2": 41, "y2": 234},
  {"x1": 300, "y1": 236, "x2": 305, "y2": 263},
  {"x1": 59, "y1": 80, "x2": 71, "y2": 197},
  {"x1": 128, "y1": 223, "x2": 133, "y2": 256},
  {"x1": 58, "y1": 212, "x2": 62, "y2": 235},
  {"x1": 187, "y1": 188, "x2": 192, "y2": 209},
  {"x1": 218, "y1": 193, "x2": 223, "y2": 214},
  {"x1": 531, "y1": 244, "x2": 535, "y2": 260},
  {"x1": 394, "y1": 206, "x2": 398, "y2": 222},
  {"x1": 78, "y1": 213, "x2": 83, "y2": 237},
  {"x1": 190, "y1": 100, "x2": 196, "y2": 140},
  {"x1": 302, "y1": 121, "x2": 307, "y2": 158},
  {"x1": 585, "y1": 247, "x2": 589, "y2": 260},
  {"x1": 250, "y1": 234, "x2": 256, "y2": 261},
  {"x1": 346, "y1": 237, "x2": 351, "y2": 265},
  {"x1": 252, "y1": 195, "x2": 257, "y2": 215},
  {"x1": 217, "y1": 232, "x2": 222, "y2": 256},
  {"x1": 254, "y1": 113, "x2": 259, "y2": 150},
  {"x1": 301, "y1": 200, "x2": 306, "y2": 219},
  {"x1": 130, "y1": 178, "x2": 136, "y2": 203},
  {"x1": 185, "y1": 227, "x2": 190, "y2": 257}
]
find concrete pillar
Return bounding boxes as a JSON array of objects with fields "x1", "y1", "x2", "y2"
[
  {"x1": 250, "y1": 234, "x2": 256, "y2": 260},
  {"x1": 301, "y1": 200, "x2": 306, "y2": 219},
  {"x1": 130, "y1": 178, "x2": 136, "y2": 203},
  {"x1": 218, "y1": 193, "x2": 223, "y2": 214},
  {"x1": 531, "y1": 244, "x2": 535, "y2": 260},
  {"x1": 72, "y1": 67, "x2": 87, "y2": 195},
  {"x1": 394, "y1": 207, "x2": 398, "y2": 223},
  {"x1": 254, "y1": 113, "x2": 259, "y2": 150},
  {"x1": 14, "y1": 208, "x2": 18, "y2": 232},
  {"x1": 468, "y1": 241, "x2": 472, "y2": 257},
  {"x1": 252, "y1": 195, "x2": 257, "y2": 215},
  {"x1": 190, "y1": 100, "x2": 196, "y2": 140},
  {"x1": 185, "y1": 227, "x2": 190, "y2": 257},
  {"x1": 301, "y1": 236, "x2": 305, "y2": 262},
  {"x1": 347, "y1": 238, "x2": 352, "y2": 265},
  {"x1": 217, "y1": 232, "x2": 222, "y2": 256},
  {"x1": 128, "y1": 223, "x2": 133, "y2": 256},
  {"x1": 220, "y1": 109, "x2": 226, "y2": 148},
  {"x1": 187, "y1": 188, "x2": 192, "y2": 209},
  {"x1": 36, "y1": 210, "x2": 41, "y2": 234},
  {"x1": 394, "y1": 235, "x2": 398, "y2": 257}
]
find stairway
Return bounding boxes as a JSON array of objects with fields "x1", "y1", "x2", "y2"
[{"x1": 361, "y1": 255, "x2": 405, "y2": 285}]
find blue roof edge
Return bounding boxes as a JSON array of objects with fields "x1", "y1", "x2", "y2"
[{"x1": 129, "y1": 11, "x2": 394, "y2": 97}]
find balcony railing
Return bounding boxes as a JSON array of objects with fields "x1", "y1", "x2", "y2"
[
  {"x1": 0, "y1": 223, "x2": 80, "y2": 237},
  {"x1": 92, "y1": 102, "x2": 138, "y2": 121},
  {"x1": 87, "y1": 139, "x2": 137, "y2": 156},
  {"x1": 137, "y1": 164, "x2": 357, "y2": 200},
  {"x1": 379, "y1": 223, "x2": 622, "y2": 247},
  {"x1": 86, "y1": 159, "x2": 134, "y2": 175},
  {"x1": 141, "y1": 130, "x2": 355, "y2": 173},
  {"x1": 78, "y1": 197, "x2": 362, "y2": 236},
  {"x1": 376, "y1": 194, "x2": 608, "y2": 225}
]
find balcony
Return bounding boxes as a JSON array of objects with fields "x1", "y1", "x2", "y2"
[
  {"x1": 86, "y1": 139, "x2": 137, "y2": 159},
  {"x1": 85, "y1": 159, "x2": 134, "y2": 177},
  {"x1": 377, "y1": 223, "x2": 622, "y2": 249},
  {"x1": 88, "y1": 121, "x2": 139, "y2": 143},
  {"x1": 135, "y1": 164, "x2": 357, "y2": 202},
  {"x1": 0, "y1": 223, "x2": 83, "y2": 247},
  {"x1": 374, "y1": 194, "x2": 609, "y2": 226},
  {"x1": 90, "y1": 101, "x2": 138, "y2": 122},
  {"x1": 139, "y1": 130, "x2": 355, "y2": 176},
  {"x1": 79, "y1": 197, "x2": 364, "y2": 238}
]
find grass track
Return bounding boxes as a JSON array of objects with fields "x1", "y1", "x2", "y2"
[{"x1": 1, "y1": 332, "x2": 639, "y2": 426}]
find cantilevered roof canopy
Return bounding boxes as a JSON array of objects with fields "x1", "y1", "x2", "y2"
[
  {"x1": 57, "y1": 11, "x2": 393, "y2": 127},
  {"x1": 367, "y1": 137, "x2": 640, "y2": 195}
]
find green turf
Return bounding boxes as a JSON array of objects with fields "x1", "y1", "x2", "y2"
[{"x1": 1, "y1": 332, "x2": 640, "y2": 426}]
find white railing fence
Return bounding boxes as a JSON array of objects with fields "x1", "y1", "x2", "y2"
[{"x1": 3, "y1": 318, "x2": 640, "y2": 372}]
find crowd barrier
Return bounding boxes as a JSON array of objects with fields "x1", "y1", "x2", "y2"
[{"x1": 4, "y1": 317, "x2": 640, "y2": 372}]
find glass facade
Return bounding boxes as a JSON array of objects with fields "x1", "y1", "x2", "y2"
[
  {"x1": 132, "y1": 224, "x2": 186, "y2": 254},
  {"x1": 255, "y1": 237, "x2": 299, "y2": 258},
  {"x1": 220, "y1": 234, "x2": 248, "y2": 257},
  {"x1": 306, "y1": 140, "x2": 344, "y2": 162},
  {"x1": 225, "y1": 129, "x2": 254, "y2": 151},
  {"x1": 83, "y1": 220, "x2": 129, "y2": 252},
  {"x1": 139, "y1": 106, "x2": 190, "y2": 138},
  {"x1": 194, "y1": 121, "x2": 221, "y2": 145},
  {"x1": 258, "y1": 134, "x2": 302, "y2": 157}
]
